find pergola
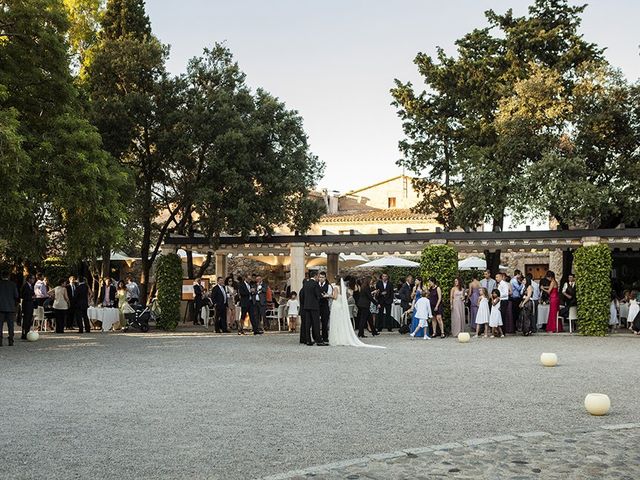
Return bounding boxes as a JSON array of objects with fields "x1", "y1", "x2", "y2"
[{"x1": 163, "y1": 227, "x2": 640, "y2": 292}]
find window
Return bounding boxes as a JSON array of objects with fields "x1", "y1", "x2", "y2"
[{"x1": 387, "y1": 197, "x2": 396, "y2": 208}]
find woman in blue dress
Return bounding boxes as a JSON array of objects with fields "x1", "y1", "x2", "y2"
[{"x1": 409, "y1": 277, "x2": 425, "y2": 337}]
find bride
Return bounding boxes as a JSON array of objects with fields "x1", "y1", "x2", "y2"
[{"x1": 329, "y1": 277, "x2": 385, "y2": 348}]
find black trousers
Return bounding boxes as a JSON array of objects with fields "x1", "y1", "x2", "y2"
[
  {"x1": 215, "y1": 304, "x2": 228, "y2": 332},
  {"x1": 500, "y1": 300, "x2": 509, "y2": 330},
  {"x1": 21, "y1": 306, "x2": 34, "y2": 338},
  {"x1": 300, "y1": 309, "x2": 309, "y2": 343},
  {"x1": 249, "y1": 303, "x2": 260, "y2": 333},
  {"x1": 54, "y1": 309, "x2": 66, "y2": 333},
  {"x1": 0, "y1": 312, "x2": 15, "y2": 340},
  {"x1": 240, "y1": 302, "x2": 254, "y2": 333},
  {"x1": 66, "y1": 307, "x2": 76, "y2": 329},
  {"x1": 319, "y1": 303, "x2": 330, "y2": 342},
  {"x1": 377, "y1": 302, "x2": 393, "y2": 330},
  {"x1": 303, "y1": 308, "x2": 321, "y2": 344},
  {"x1": 75, "y1": 307, "x2": 91, "y2": 333},
  {"x1": 357, "y1": 307, "x2": 370, "y2": 337},
  {"x1": 193, "y1": 300, "x2": 202, "y2": 324},
  {"x1": 512, "y1": 298, "x2": 522, "y2": 332}
]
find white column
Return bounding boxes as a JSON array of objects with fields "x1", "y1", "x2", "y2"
[{"x1": 289, "y1": 242, "x2": 306, "y2": 294}]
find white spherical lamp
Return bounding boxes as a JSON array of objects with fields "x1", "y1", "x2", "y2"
[
  {"x1": 540, "y1": 352, "x2": 558, "y2": 367},
  {"x1": 26, "y1": 331, "x2": 39, "y2": 342},
  {"x1": 457, "y1": 332, "x2": 470, "y2": 343},
  {"x1": 584, "y1": 393, "x2": 610, "y2": 416}
]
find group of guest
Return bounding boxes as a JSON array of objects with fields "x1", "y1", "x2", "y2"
[{"x1": 610, "y1": 290, "x2": 640, "y2": 334}]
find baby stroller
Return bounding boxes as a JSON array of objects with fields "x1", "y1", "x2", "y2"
[{"x1": 124, "y1": 299, "x2": 160, "y2": 332}]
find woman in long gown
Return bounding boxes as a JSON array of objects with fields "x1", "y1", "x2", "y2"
[
  {"x1": 468, "y1": 276, "x2": 481, "y2": 331},
  {"x1": 450, "y1": 277, "x2": 466, "y2": 336},
  {"x1": 329, "y1": 278, "x2": 384, "y2": 348},
  {"x1": 428, "y1": 278, "x2": 445, "y2": 338},
  {"x1": 544, "y1": 271, "x2": 562, "y2": 332},
  {"x1": 408, "y1": 278, "x2": 425, "y2": 337}
]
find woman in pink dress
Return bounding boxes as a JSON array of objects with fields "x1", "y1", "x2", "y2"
[{"x1": 544, "y1": 271, "x2": 562, "y2": 332}]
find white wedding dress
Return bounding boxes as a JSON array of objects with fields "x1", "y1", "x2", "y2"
[{"x1": 329, "y1": 280, "x2": 385, "y2": 348}]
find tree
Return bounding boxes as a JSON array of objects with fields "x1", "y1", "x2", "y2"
[{"x1": 63, "y1": 0, "x2": 105, "y2": 73}]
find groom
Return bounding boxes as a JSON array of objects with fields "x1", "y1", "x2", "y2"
[{"x1": 301, "y1": 271, "x2": 326, "y2": 346}]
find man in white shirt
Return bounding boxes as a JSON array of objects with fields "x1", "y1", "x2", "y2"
[
  {"x1": 125, "y1": 275, "x2": 140, "y2": 305},
  {"x1": 496, "y1": 273, "x2": 511, "y2": 329},
  {"x1": 527, "y1": 273, "x2": 540, "y2": 332},
  {"x1": 34, "y1": 273, "x2": 48, "y2": 307}
]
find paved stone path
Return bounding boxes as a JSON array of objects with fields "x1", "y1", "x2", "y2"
[{"x1": 265, "y1": 424, "x2": 640, "y2": 479}]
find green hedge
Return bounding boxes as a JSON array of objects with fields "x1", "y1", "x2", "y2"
[
  {"x1": 420, "y1": 244, "x2": 458, "y2": 332},
  {"x1": 573, "y1": 244, "x2": 612, "y2": 336},
  {"x1": 156, "y1": 253, "x2": 183, "y2": 331}
]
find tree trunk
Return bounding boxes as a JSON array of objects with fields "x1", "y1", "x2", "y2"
[
  {"x1": 186, "y1": 250, "x2": 194, "y2": 279},
  {"x1": 484, "y1": 249, "x2": 502, "y2": 276},
  {"x1": 101, "y1": 246, "x2": 111, "y2": 278},
  {"x1": 197, "y1": 252, "x2": 212, "y2": 278}
]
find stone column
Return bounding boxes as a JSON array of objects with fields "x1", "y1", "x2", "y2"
[
  {"x1": 160, "y1": 243, "x2": 178, "y2": 256},
  {"x1": 290, "y1": 242, "x2": 306, "y2": 294},
  {"x1": 215, "y1": 252, "x2": 227, "y2": 278},
  {"x1": 326, "y1": 252, "x2": 339, "y2": 282}
]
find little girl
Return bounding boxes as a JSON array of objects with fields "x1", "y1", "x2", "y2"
[
  {"x1": 286, "y1": 292, "x2": 300, "y2": 333},
  {"x1": 609, "y1": 292, "x2": 619, "y2": 332},
  {"x1": 409, "y1": 295, "x2": 432, "y2": 340},
  {"x1": 474, "y1": 288, "x2": 490, "y2": 338},
  {"x1": 489, "y1": 289, "x2": 504, "y2": 338}
]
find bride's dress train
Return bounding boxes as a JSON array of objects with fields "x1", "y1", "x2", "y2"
[{"x1": 329, "y1": 280, "x2": 385, "y2": 348}]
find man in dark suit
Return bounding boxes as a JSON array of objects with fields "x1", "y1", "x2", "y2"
[
  {"x1": 301, "y1": 271, "x2": 325, "y2": 346},
  {"x1": 0, "y1": 271, "x2": 19, "y2": 346},
  {"x1": 238, "y1": 275, "x2": 261, "y2": 335},
  {"x1": 398, "y1": 275, "x2": 414, "y2": 314},
  {"x1": 317, "y1": 271, "x2": 332, "y2": 343},
  {"x1": 65, "y1": 275, "x2": 78, "y2": 329},
  {"x1": 357, "y1": 276, "x2": 376, "y2": 337},
  {"x1": 299, "y1": 278, "x2": 307, "y2": 344},
  {"x1": 73, "y1": 277, "x2": 92, "y2": 333},
  {"x1": 255, "y1": 275, "x2": 269, "y2": 330},
  {"x1": 97, "y1": 277, "x2": 117, "y2": 307},
  {"x1": 20, "y1": 275, "x2": 36, "y2": 340},
  {"x1": 192, "y1": 278, "x2": 204, "y2": 325},
  {"x1": 376, "y1": 273, "x2": 395, "y2": 331},
  {"x1": 211, "y1": 276, "x2": 228, "y2": 333}
]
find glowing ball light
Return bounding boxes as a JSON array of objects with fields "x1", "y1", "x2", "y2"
[
  {"x1": 26, "y1": 331, "x2": 39, "y2": 342},
  {"x1": 457, "y1": 332, "x2": 471, "y2": 343},
  {"x1": 540, "y1": 352, "x2": 558, "y2": 367},
  {"x1": 584, "y1": 393, "x2": 610, "y2": 416}
]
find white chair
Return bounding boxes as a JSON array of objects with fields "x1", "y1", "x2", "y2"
[
  {"x1": 32, "y1": 306, "x2": 45, "y2": 331},
  {"x1": 265, "y1": 306, "x2": 280, "y2": 331}
]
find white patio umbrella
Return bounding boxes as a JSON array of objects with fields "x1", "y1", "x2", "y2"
[
  {"x1": 458, "y1": 256, "x2": 509, "y2": 271},
  {"x1": 306, "y1": 253, "x2": 368, "y2": 268},
  {"x1": 356, "y1": 256, "x2": 419, "y2": 268}
]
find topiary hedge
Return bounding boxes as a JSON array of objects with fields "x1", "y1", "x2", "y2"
[
  {"x1": 155, "y1": 253, "x2": 183, "y2": 331},
  {"x1": 573, "y1": 244, "x2": 612, "y2": 336},
  {"x1": 420, "y1": 244, "x2": 458, "y2": 332}
]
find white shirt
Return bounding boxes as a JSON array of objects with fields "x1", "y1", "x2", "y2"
[
  {"x1": 531, "y1": 280, "x2": 541, "y2": 301},
  {"x1": 415, "y1": 297, "x2": 432, "y2": 320},
  {"x1": 286, "y1": 299, "x2": 299, "y2": 316},
  {"x1": 480, "y1": 278, "x2": 497, "y2": 293},
  {"x1": 218, "y1": 284, "x2": 227, "y2": 303},
  {"x1": 34, "y1": 280, "x2": 48, "y2": 299},
  {"x1": 498, "y1": 280, "x2": 510, "y2": 300}
]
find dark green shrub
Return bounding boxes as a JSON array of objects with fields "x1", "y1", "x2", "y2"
[
  {"x1": 420, "y1": 244, "x2": 458, "y2": 332},
  {"x1": 155, "y1": 253, "x2": 182, "y2": 331},
  {"x1": 573, "y1": 244, "x2": 611, "y2": 336}
]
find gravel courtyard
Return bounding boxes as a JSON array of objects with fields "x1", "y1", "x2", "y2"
[{"x1": 1, "y1": 331, "x2": 638, "y2": 479}]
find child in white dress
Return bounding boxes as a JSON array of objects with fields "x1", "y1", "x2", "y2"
[
  {"x1": 627, "y1": 292, "x2": 639, "y2": 331},
  {"x1": 489, "y1": 289, "x2": 504, "y2": 338},
  {"x1": 409, "y1": 296, "x2": 432, "y2": 340},
  {"x1": 474, "y1": 288, "x2": 490, "y2": 338},
  {"x1": 609, "y1": 293, "x2": 619, "y2": 331},
  {"x1": 286, "y1": 292, "x2": 300, "y2": 333}
]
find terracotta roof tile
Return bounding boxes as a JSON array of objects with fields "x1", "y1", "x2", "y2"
[{"x1": 321, "y1": 208, "x2": 436, "y2": 224}]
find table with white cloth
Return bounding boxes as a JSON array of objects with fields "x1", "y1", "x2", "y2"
[
  {"x1": 391, "y1": 302, "x2": 405, "y2": 326},
  {"x1": 87, "y1": 307, "x2": 121, "y2": 332},
  {"x1": 537, "y1": 303, "x2": 550, "y2": 329}
]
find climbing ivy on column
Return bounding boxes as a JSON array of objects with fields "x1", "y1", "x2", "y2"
[
  {"x1": 155, "y1": 253, "x2": 183, "y2": 331},
  {"x1": 420, "y1": 244, "x2": 458, "y2": 333},
  {"x1": 573, "y1": 244, "x2": 611, "y2": 336}
]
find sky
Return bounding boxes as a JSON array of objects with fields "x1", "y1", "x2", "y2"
[{"x1": 146, "y1": 0, "x2": 640, "y2": 193}]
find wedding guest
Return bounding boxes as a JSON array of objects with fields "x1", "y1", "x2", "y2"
[
  {"x1": 66, "y1": 275, "x2": 78, "y2": 329},
  {"x1": 480, "y1": 270, "x2": 497, "y2": 299},
  {"x1": 73, "y1": 277, "x2": 92, "y2": 333},
  {"x1": 98, "y1": 276, "x2": 117, "y2": 308},
  {"x1": 398, "y1": 275, "x2": 414, "y2": 315},
  {"x1": 0, "y1": 271, "x2": 19, "y2": 346},
  {"x1": 408, "y1": 278, "x2": 425, "y2": 337},
  {"x1": 192, "y1": 278, "x2": 203, "y2": 325},
  {"x1": 126, "y1": 275, "x2": 140, "y2": 305},
  {"x1": 375, "y1": 273, "x2": 395, "y2": 332},
  {"x1": 527, "y1": 273, "x2": 540, "y2": 333},
  {"x1": 489, "y1": 289, "x2": 504, "y2": 338},
  {"x1": 255, "y1": 275, "x2": 269, "y2": 330},
  {"x1": 20, "y1": 275, "x2": 36, "y2": 340},
  {"x1": 519, "y1": 276, "x2": 534, "y2": 336},
  {"x1": 212, "y1": 276, "x2": 229, "y2": 333},
  {"x1": 286, "y1": 292, "x2": 300, "y2": 333},
  {"x1": 468, "y1": 275, "x2": 481, "y2": 331},
  {"x1": 627, "y1": 290, "x2": 639, "y2": 331},
  {"x1": 510, "y1": 270, "x2": 523, "y2": 333},
  {"x1": 408, "y1": 291, "x2": 432, "y2": 340},
  {"x1": 428, "y1": 277, "x2": 445, "y2": 338},
  {"x1": 450, "y1": 277, "x2": 466, "y2": 336},
  {"x1": 369, "y1": 277, "x2": 380, "y2": 334},
  {"x1": 50, "y1": 278, "x2": 70, "y2": 334},
  {"x1": 562, "y1": 274, "x2": 577, "y2": 324},
  {"x1": 238, "y1": 275, "x2": 258, "y2": 335},
  {"x1": 224, "y1": 277, "x2": 237, "y2": 331},
  {"x1": 474, "y1": 288, "x2": 490, "y2": 338},
  {"x1": 356, "y1": 277, "x2": 377, "y2": 338},
  {"x1": 496, "y1": 273, "x2": 511, "y2": 334},
  {"x1": 116, "y1": 281, "x2": 128, "y2": 328},
  {"x1": 609, "y1": 292, "x2": 619, "y2": 332},
  {"x1": 34, "y1": 273, "x2": 48, "y2": 307},
  {"x1": 302, "y1": 271, "x2": 325, "y2": 345},
  {"x1": 543, "y1": 271, "x2": 562, "y2": 333}
]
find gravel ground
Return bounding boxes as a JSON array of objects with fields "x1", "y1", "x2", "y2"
[{"x1": 1, "y1": 331, "x2": 638, "y2": 479}]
